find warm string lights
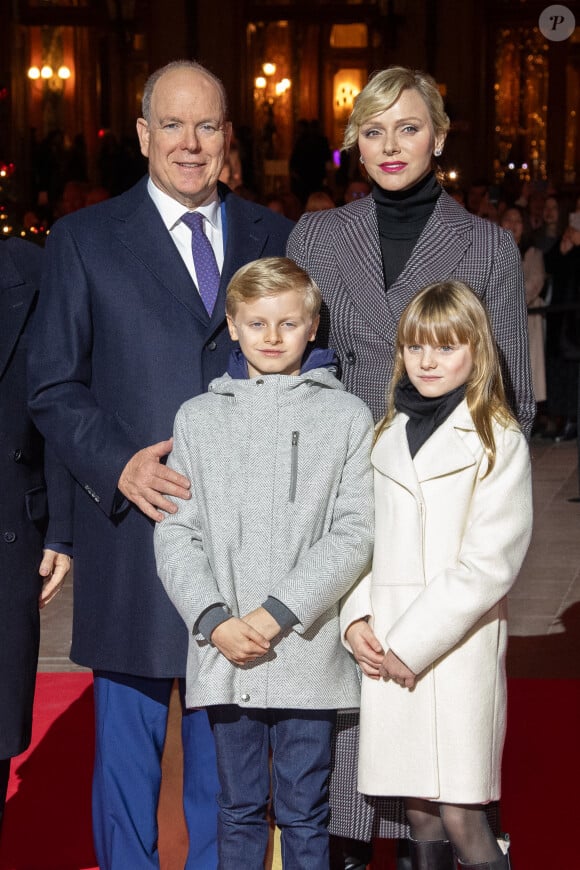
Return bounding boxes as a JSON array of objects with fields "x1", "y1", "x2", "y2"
[{"x1": 27, "y1": 65, "x2": 70, "y2": 80}]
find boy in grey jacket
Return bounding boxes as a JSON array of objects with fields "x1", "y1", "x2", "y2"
[{"x1": 154, "y1": 257, "x2": 373, "y2": 869}]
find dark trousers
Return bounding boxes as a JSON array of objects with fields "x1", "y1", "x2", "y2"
[{"x1": 208, "y1": 705, "x2": 336, "y2": 869}]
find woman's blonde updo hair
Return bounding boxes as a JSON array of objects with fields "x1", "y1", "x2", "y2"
[{"x1": 343, "y1": 66, "x2": 450, "y2": 151}]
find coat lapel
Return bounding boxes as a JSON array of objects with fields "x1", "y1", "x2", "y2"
[
  {"x1": 0, "y1": 253, "x2": 37, "y2": 381},
  {"x1": 385, "y1": 192, "x2": 474, "y2": 344},
  {"x1": 413, "y1": 402, "x2": 478, "y2": 483},
  {"x1": 208, "y1": 188, "x2": 275, "y2": 331},
  {"x1": 331, "y1": 197, "x2": 390, "y2": 333},
  {"x1": 331, "y1": 190, "x2": 475, "y2": 348},
  {"x1": 372, "y1": 414, "x2": 421, "y2": 498},
  {"x1": 372, "y1": 401, "x2": 477, "y2": 492},
  {"x1": 112, "y1": 179, "x2": 211, "y2": 328}
]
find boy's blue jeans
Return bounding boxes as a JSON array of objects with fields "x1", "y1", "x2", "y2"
[{"x1": 207, "y1": 705, "x2": 336, "y2": 869}]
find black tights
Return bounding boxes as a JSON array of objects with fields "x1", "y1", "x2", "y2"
[{"x1": 405, "y1": 797, "x2": 503, "y2": 864}]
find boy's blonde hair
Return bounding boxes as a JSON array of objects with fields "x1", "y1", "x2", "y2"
[
  {"x1": 226, "y1": 257, "x2": 322, "y2": 320},
  {"x1": 376, "y1": 280, "x2": 517, "y2": 475},
  {"x1": 343, "y1": 66, "x2": 450, "y2": 151}
]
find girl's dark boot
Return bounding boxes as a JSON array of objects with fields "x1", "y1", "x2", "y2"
[
  {"x1": 457, "y1": 836, "x2": 511, "y2": 870},
  {"x1": 409, "y1": 837, "x2": 456, "y2": 870}
]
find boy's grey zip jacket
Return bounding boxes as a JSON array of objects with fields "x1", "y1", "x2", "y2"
[{"x1": 154, "y1": 367, "x2": 374, "y2": 710}]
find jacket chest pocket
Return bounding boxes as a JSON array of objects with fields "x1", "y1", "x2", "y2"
[{"x1": 289, "y1": 431, "x2": 299, "y2": 502}]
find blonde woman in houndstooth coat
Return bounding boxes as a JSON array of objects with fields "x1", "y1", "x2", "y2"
[{"x1": 287, "y1": 66, "x2": 534, "y2": 869}]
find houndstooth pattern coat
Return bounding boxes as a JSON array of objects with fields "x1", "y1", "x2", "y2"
[
  {"x1": 287, "y1": 189, "x2": 535, "y2": 435},
  {"x1": 287, "y1": 189, "x2": 526, "y2": 840}
]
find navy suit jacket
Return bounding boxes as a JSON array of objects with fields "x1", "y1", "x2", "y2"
[{"x1": 28, "y1": 178, "x2": 293, "y2": 677}]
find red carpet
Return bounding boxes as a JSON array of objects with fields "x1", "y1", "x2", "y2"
[
  {"x1": 499, "y1": 679, "x2": 579, "y2": 869},
  {"x1": 0, "y1": 673, "x2": 96, "y2": 870},
  {"x1": 0, "y1": 675, "x2": 578, "y2": 869}
]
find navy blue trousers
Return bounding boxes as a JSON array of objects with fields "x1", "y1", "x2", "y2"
[
  {"x1": 92, "y1": 672, "x2": 219, "y2": 869},
  {"x1": 208, "y1": 706, "x2": 336, "y2": 870}
]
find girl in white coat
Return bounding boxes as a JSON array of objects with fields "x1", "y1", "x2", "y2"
[{"x1": 342, "y1": 280, "x2": 533, "y2": 870}]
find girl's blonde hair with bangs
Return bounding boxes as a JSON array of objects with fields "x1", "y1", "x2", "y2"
[{"x1": 376, "y1": 281, "x2": 517, "y2": 475}]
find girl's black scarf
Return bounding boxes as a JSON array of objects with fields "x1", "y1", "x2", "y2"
[{"x1": 394, "y1": 375, "x2": 466, "y2": 458}]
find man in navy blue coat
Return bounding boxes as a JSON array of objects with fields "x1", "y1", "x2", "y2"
[{"x1": 28, "y1": 60, "x2": 293, "y2": 869}]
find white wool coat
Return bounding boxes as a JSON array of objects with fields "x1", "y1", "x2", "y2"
[
  {"x1": 155, "y1": 368, "x2": 374, "y2": 711},
  {"x1": 341, "y1": 401, "x2": 533, "y2": 803}
]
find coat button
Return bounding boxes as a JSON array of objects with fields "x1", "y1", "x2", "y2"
[
  {"x1": 12, "y1": 449, "x2": 23, "y2": 462},
  {"x1": 345, "y1": 351, "x2": 356, "y2": 364},
  {"x1": 3, "y1": 531, "x2": 16, "y2": 543},
  {"x1": 241, "y1": 693, "x2": 250, "y2": 702},
  {"x1": 207, "y1": 340, "x2": 217, "y2": 351}
]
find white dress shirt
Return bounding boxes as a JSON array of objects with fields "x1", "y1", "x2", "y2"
[{"x1": 147, "y1": 178, "x2": 225, "y2": 292}]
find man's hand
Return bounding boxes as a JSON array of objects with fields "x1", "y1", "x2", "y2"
[
  {"x1": 211, "y1": 618, "x2": 271, "y2": 666},
  {"x1": 39, "y1": 549, "x2": 72, "y2": 608},
  {"x1": 379, "y1": 648, "x2": 417, "y2": 689},
  {"x1": 242, "y1": 607, "x2": 281, "y2": 642},
  {"x1": 118, "y1": 438, "x2": 191, "y2": 522},
  {"x1": 345, "y1": 619, "x2": 385, "y2": 679}
]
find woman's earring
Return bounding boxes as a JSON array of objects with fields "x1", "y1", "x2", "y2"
[
  {"x1": 434, "y1": 148, "x2": 443, "y2": 157},
  {"x1": 359, "y1": 155, "x2": 365, "y2": 164}
]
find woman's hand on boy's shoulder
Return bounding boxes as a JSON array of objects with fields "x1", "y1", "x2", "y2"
[{"x1": 345, "y1": 619, "x2": 384, "y2": 680}]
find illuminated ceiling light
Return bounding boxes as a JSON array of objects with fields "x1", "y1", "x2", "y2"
[
  {"x1": 262, "y1": 63, "x2": 276, "y2": 76},
  {"x1": 40, "y1": 65, "x2": 53, "y2": 79},
  {"x1": 27, "y1": 66, "x2": 41, "y2": 80},
  {"x1": 57, "y1": 66, "x2": 71, "y2": 80},
  {"x1": 255, "y1": 76, "x2": 267, "y2": 89}
]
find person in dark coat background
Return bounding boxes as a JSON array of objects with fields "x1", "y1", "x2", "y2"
[{"x1": 0, "y1": 236, "x2": 72, "y2": 834}]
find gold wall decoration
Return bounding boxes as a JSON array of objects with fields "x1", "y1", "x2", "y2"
[{"x1": 494, "y1": 26, "x2": 549, "y2": 181}]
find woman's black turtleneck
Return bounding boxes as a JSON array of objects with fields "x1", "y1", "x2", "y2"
[{"x1": 372, "y1": 170, "x2": 441, "y2": 290}]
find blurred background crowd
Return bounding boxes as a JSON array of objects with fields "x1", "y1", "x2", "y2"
[{"x1": 2, "y1": 116, "x2": 578, "y2": 444}]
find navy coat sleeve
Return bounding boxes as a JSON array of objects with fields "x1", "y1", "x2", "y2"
[{"x1": 28, "y1": 219, "x2": 141, "y2": 518}]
